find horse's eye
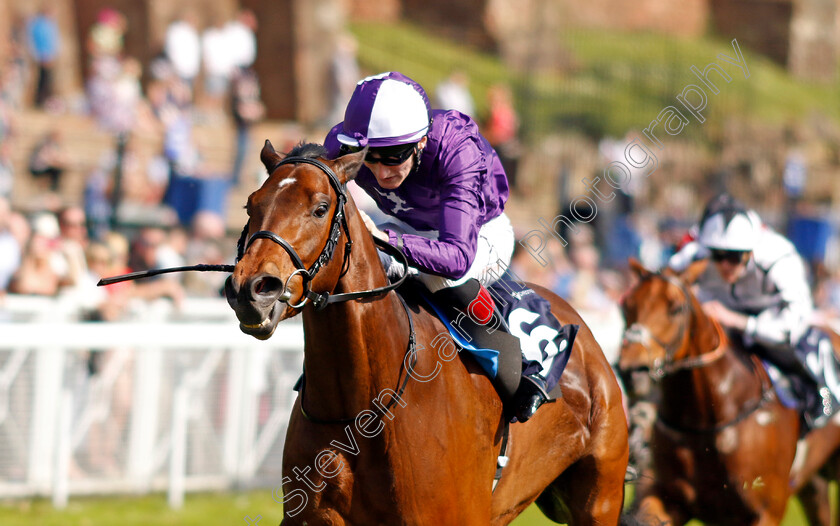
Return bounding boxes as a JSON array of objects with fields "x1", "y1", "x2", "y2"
[{"x1": 313, "y1": 204, "x2": 329, "y2": 218}]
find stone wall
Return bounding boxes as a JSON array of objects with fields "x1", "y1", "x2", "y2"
[
  {"x1": 789, "y1": 0, "x2": 838, "y2": 81},
  {"x1": 403, "y1": 0, "x2": 495, "y2": 49},
  {"x1": 340, "y1": 0, "x2": 402, "y2": 22},
  {"x1": 560, "y1": 0, "x2": 708, "y2": 37},
  {"x1": 710, "y1": 0, "x2": 794, "y2": 66}
]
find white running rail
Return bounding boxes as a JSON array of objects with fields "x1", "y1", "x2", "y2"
[{"x1": 0, "y1": 295, "x2": 304, "y2": 508}]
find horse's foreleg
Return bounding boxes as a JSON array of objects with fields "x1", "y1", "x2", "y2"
[
  {"x1": 797, "y1": 474, "x2": 832, "y2": 526},
  {"x1": 790, "y1": 422, "x2": 840, "y2": 492},
  {"x1": 552, "y1": 416, "x2": 629, "y2": 525},
  {"x1": 633, "y1": 494, "x2": 684, "y2": 526}
]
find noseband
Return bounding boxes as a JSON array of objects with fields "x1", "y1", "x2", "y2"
[
  {"x1": 622, "y1": 273, "x2": 725, "y2": 378},
  {"x1": 237, "y1": 155, "x2": 409, "y2": 310}
]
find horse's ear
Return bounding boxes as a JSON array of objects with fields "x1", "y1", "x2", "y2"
[
  {"x1": 679, "y1": 258, "x2": 708, "y2": 285},
  {"x1": 331, "y1": 147, "x2": 367, "y2": 183},
  {"x1": 627, "y1": 257, "x2": 651, "y2": 279},
  {"x1": 260, "y1": 140, "x2": 282, "y2": 172}
]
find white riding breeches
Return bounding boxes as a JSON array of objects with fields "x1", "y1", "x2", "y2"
[{"x1": 379, "y1": 212, "x2": 515, "y2": 293}]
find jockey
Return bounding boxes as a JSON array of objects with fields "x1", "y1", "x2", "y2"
[
  {"x1": 669, "y1": 193, "x2": 835, "y2": 426},
  {"x1": 324, "y1": 71, "x2": 547, "y2": 422}
]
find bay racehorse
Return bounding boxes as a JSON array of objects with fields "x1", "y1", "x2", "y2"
[
  {"x1": 619, "y1": 258, "x2": 840, "y2": 525},
  {"x1": 224, "y1": 141, "x2": 630, "y2": 525}
]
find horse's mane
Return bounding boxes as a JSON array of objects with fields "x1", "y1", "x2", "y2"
[{"x1": 286, "y1": 142, "x2": 328, "y2": 159}]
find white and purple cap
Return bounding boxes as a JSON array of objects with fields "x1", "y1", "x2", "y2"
[{"x1": 337, "y1": 71, "x2": 431, "y2": 148}]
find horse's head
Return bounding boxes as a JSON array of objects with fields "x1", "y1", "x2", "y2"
[
  {"x1": 618, "y1": 257, "x2": 709, "y2": 381},
  {"x1": 225, "y1": 140, "x2": 366, "y2": 339}
]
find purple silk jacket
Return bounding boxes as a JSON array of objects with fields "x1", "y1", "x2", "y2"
[{"x1": 325, "y1": 109, "x2": 509, "y2": 279}]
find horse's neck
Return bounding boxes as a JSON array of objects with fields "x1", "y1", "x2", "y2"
[
  {"x1": 660, "y1": 305, "x2": 753, "y2": 424},
  {"x1": 688, "y1": 302, "x2": 725, "y2": 359},
  {"x1": 300, "y1": 213, "x2": 410, "y2": 418}
]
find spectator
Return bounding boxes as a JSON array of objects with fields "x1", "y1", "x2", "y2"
[
  {"x1": 28, "y1": 129, "x2": 68, "y2": 193},
  {"x1": 230, "y1": 67, "x2": 264, "y2": 185},
  {"x1": 483, "y1": 84, "x2": 520, "y2": 190},
  {"x1": 0, "y1": 142, "x2": 14, "y2": 199},
  {"x1": 434, "y1": 70, "x2": 475, "y2": 117},
  {"x1": 83, "y1": 241, "x2": 127, "y2": 321},
  {"x1": 326, "y1": 32, "x2": 359, "y2": 126},
  {"x1": 565, "y1": 242, "x2": 614, "y2": 312},
  {"x1": 9, "y1": 213, "x2": 61, "y2": 296},
  {"x1": 104, "y1": 57, "x2": 144, "y2": 137},
  {"x1": 100, "y1": 231, "x2": 133, "y2": 304},
  {"x1": 226, "y1": 9, "x2": 257, "y2": 71},
  {"x1": 200, "y1": 14, "x2": 237, "y2": 116},
  {"x1": 126, "y1": 227, "x2": 184, "y2": 307},
  {"x1": 53, "y1": 206, "x2": 90, "y2": 300},
  {"x1": 164, "y1": 11, "x2": 201, "y2": 90},
  {"x1": 157, "y1": 226, "x2": 187, "y2": 270},
  {"x1": 0, "y1": 197, "x2": 21, "y2": 292},
  {"x1": 184, "y1": 211, "x2": 227, "y2": 296},
  {"x1": 0, "y1": 92, "x2": 15, "y2": 146},
  {"x1": 26, "y1": 5, "x2": 61, "y2": 108},
  {"x1": 83, "y1": 154, "x2": 113, "y2": 241},
  {"x1": 86, "y1": 8, "x2": 126, "y2": 61},
  {"x1": 7, "y1": 209, "x2": 30, "y2": 253},
  {"x1": 3, "y1": 16, "x2": 30, "y2": 109}
]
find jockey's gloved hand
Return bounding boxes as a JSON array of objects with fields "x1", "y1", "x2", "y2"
[{"x1": 377, "y1": 249, "x2": 415, "y2": 282}]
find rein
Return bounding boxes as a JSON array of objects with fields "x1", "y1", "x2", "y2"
[
  {"x1": 98, "y1": 154, "x2": 420, "y2": 425},
  {"x1": 624, "y1": 273, "x2": 774, "y2": 434},
  {"x1": 99, "y1": 155, "x2": 410, "y2": 311},
  {"x1": 298, "y1": 294, "x2": 418, "y2": 425},
  {"x1": 655, "y1": 386, "x2": 774, "y2": 435},
  {"x1": 238, "y1": 156, "x2": 410, "y2": 310}
]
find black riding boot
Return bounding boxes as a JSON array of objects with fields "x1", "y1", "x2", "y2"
[
  {"x1": 430, "y1": 279, "x2": 549, "y2": 422},
  {"x1": 752, "y1": 343, "x2": 826, "y2": 425}
]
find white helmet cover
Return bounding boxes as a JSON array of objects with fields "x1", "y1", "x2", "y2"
[
  {"x1": 699, "y1": 210, "x2": 758, "y2": 252},
  {"x1": 337, "y1": 71, "x2": 431, "y2": 148}
]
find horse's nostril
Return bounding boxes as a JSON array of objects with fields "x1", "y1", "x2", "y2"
[{"x1": 252, "y1": 276, "x2": 283, "y2": 298}]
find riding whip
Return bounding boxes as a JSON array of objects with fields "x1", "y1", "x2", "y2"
[{"x1": 97, "y1": 264, "x2": 235, "y2": 286}]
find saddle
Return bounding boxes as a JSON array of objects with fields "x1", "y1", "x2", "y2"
[
  {"x1": 763, "y1": 327, "x2": 840, "y2": 431},
  {"x1": 420, "y1": 277, "x2": 578, "y2": 403}
]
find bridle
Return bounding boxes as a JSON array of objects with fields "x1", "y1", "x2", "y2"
[
  {"x1": 622, "y1": 272, "x2": 773, "y2": 435},
  {"x1": 98, "y1": 154, "x2": 418, "y2": 427},
  {"x1": 621, "y1": 272, "x2": 726, "y2": 378},
  {"x1": 236, "y1": 155, "x2": 409, "y2": 310},
  {"x1": 239, "y1": 155, "x2": 418, "y2": 425}
]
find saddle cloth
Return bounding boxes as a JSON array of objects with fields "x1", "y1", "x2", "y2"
[
  {"x1": 425, "y1": 277, "x2": 578, "y2": 395},
  {"x1": 764, "y1": 326, "x2": 840, "y2": 429}
]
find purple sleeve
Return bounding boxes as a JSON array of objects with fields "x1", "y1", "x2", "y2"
[{"x1": 392, "y1": 137, "x2": 485, "y2": 279}]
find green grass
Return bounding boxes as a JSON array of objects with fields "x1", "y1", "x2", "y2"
[
  {"x1": 350, "y1": 21, "x2": 840, "y2": 142},
  {"x1": 0, "y1": 492, "x2": 280, "y2": 526},
  {"x1": 0, "y1": 488, "x2": 821, "y2": 525}
]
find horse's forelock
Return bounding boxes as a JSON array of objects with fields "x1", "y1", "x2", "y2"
[{"x1": 286, "y1": 142, "x2": 328, "y2": 160}]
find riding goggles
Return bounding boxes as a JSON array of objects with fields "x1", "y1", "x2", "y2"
[
  {"x1": 710, "y1": 249, "x2": 750, "y2": 264},
  {"x1": 341, "y1": 143, "x2": 418, "y2": 166}
]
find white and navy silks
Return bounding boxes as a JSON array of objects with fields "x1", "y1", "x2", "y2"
[
  {"x1": 669, "y1": 223, "x2": 813, "y2": 351},
  {"x1": 670, "y1": 221, "x2": 840, "y2": 424}
]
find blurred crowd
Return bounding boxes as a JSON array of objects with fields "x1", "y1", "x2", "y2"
[
  {"x1": 0, "y1": 6, "x2": 274, "y2": 320},
  {"x1": 3, "y1": 4, "x2": 840, "y2": 338}
]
